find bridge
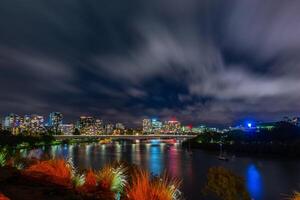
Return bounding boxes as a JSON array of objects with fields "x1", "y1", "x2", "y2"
[{"x1": 53, "y1": 134, "x2": 197, "y2": 140}]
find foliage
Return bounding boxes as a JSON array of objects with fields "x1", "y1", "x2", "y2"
[
  {"x1": 66, "y1": 157, "x2": 86, "y2": 188},
  {"x1": 66, "y1": 157, "x2": 76, "y2": 177},
  {"x1": 72, "y1": 174, "x2": 85, "y2": 188},
  {"x1": 14, "y1": 162, "x2": 24, "y2": 170},
  {"x1": 24, "y1": 159, "x2": 72, "y2": 187},
  {"x1": 289, "y1": 191, "x2": 300, "y2": 200},
  {"x1": 97, "y1": 164, "x2": 127, "y2": 194},
  {"x1": 80, "y1": 169, "x2": 98, "y2": 192},
  {"x1": 0, "y1": 193, "x2": 10, "y2": 200},
  {"x1": 111, "y1": 166, "x2": 127, "y2": 194},
  {"x1": 0, "y1": 132, "x2": 55, "y2": 148},
  {"x1": 73, "y1": 128, "x2": 81, "y2": 135},
  {"x1": 202, "y1": 167, "x2": 250, "y2": 200},
  {"x1": 0, "y1": 150, "x2": 7, "y2": 167},
  {"x1": 189, "y1": 121, "x2": 300, "y2": 146},
  {"x1": 126, "y1": 169, "x2": 182, "y2": 200}
]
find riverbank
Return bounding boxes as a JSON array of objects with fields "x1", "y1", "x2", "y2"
[
  {"x1": 0, "y1": 166, "x2": 83, "y2": 200},
  {"x1": 0, "y1": 157, "x2": 253, "y2": 200},
  {"x1": 0, "y1": 134, "x2": 111, "y2": 152},
  {"x1": 0, "y1": 156, "x2": 184, "y2": 200},
  {"x1": 182, "y1": 140, "x2": 300, "y2": 158},
  {"x1": 183, "y1": 122, "x2": 300, "y2": 158}
]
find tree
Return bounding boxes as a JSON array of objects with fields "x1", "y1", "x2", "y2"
[
  {"x1": 73, "y1": 128, "x2": 80, "y2": 135},
  {"x1": 202, "y1": 167, "x2": 251, "y2": 200}
]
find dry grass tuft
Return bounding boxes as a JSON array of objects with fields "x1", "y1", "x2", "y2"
[
  {"x1": 23, "y1": 159, "x2": 72, "y2": 187},
  {"x1": 0, "y1": 193, "x2": 10, "y2": 200},
  {"x1": 79, "y1": 169, "x2": 98, "y2": 193},
  {"x1": 288, "y1": 191, "x2": 300, "y2": 200},
  {"x1": 126, "y1": 169, "x2": 181, "y2": 200},
  {"x1": 96, "y1": 164, "x2": 127, "y2": 194}
]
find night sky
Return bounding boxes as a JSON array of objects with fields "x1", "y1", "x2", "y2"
[{"x1": 1, "y1": 0, "x2": 300, "y2": 127}]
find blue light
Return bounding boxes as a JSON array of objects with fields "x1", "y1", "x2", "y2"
[
  {"x1": 149, "y1": 146, "x2": 162, "y2": 175},
  {"x1": 150, "y1": 139, "x2": 160, "y2": 145},
  {"x1": 152, "y1": 118, "x2": 157, "y2": 122},
  {"x1": 246, "y1": 164, "x2": 263, "y2": 200},
  {"x1": 248, "y1": 123, "x2": 252, "y2": 128}
]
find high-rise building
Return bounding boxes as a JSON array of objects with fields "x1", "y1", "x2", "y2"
[
  {"x1": 22, "y1": 115, "x2": 31, "y2": 131},
  {"x1": 78, "y1": 116, "x2": 104, "y2": 135},
  {"x1": 116, "y1": 123, "x2": 125, "y2": 130},
  {"x1": 48, "y1": 112, "x2": 63, "y2": 132},
  {"x1": 142, "y1": 118, "x2": 163, "y2": 134},
  {"x1": 151, "y1": 119, "x2": 162, "y2": 133},
  {"x1": 30, "y1": 115, "x2": 45, "y2": 133},
  {"x1": 105, "y1": 123, "x2": 114, "y2": 134},
  {"x1": 59, "y1": 124, "x2": 75, "y2": 135},
  {"x1": 143, "y1": 119, "x2": 152, "y2": 133},
  {"x1": 79, "y1": 116, "x2": 95, "y2": 129},
  {"x1": 3, "y1": 113, "x2": 22, "y2": 135},
  {"x1": 163, "y1": 119, "x2": 181, "y2": 134},
  {"x1": 95, "y1": 119, "x2": 104, "y2": 132}
]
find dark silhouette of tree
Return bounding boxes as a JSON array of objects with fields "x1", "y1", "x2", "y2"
[
  {"x1": 73, "y1": 128, "x2": 80, "y2": 135},
  {"x1": 202, "y1": 167, "x2": 251, "y2": 200}
]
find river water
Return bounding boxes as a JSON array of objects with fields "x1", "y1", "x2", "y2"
[{"x1": 19, "y1": 140, "x2": 300, "y2": 200}]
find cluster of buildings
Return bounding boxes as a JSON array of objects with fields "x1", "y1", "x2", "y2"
[
  {"x1": 1, "y1": 112, "x2": 299, "y2": 136},
  {"x1": 142, "y1": 118, "x2": 181, "y2": 134},
  {"x1": 0, "y1": 113, "x2": 48, "y2": 135},
  {"x1": 0, "y1": 112, "x2": 125, "y2": 136},
  {"x1": 142, "y1": 118, "x2": 217, "y2": 134},
  {"x1": 0, "y1": 112, "x2": 216, "y2": 136},
  {"x1": 77, "y1": 116, "x2": 125, "y2": 135}
]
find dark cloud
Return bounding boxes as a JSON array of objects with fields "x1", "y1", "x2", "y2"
[{"x1": 1, "y1": 0, "x2": 300, "y2": 126}]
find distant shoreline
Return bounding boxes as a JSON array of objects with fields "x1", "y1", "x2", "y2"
[{"x1": 182, "y1": 141, "x2": 300, "y2": 158}]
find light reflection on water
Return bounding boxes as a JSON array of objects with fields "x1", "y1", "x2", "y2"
[
  {"x1": 149, "y1": 145, "x2": 162, "y2": 175},
  {"x1": 246, "y1": 164, "x2": 263, "y2": 200},
  {"x1": 19, "y1": 140, "x2": 300, "y2": 200}
]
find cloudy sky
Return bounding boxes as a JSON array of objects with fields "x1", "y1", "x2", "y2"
[{"x1": 1, "y1": 0, "x2": 300, "y2": 127}]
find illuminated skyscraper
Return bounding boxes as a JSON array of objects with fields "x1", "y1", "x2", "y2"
[
  {"x1": 3, "y1": 113, "x2": 23, "y2": 134},
  {"x1": 116, "y1": 123, "x2": 125, "y2": 130},
  {"x1": 23, "y1": 115, "x2": 31, "y2": 131},
  {"x1": 163, "y1": 118, "x2": 181, "y2": 134},
  {"x1": 151, "y1": 119, "x2": 162, "y2": 133},
  {"x1": 48, "y1": 112, "x2": 63, "y2": 133},
  {"x1": 59, "y1": 124, "x2": 75, "y2": 135},
  {"x1": 30, "y1": 115, "x2": 45, "y2": 133},
  {"x1": 143, "y1": 119, "x2": 151, "y2": 133},
  {"x1": 78, "y1": 116, "x2": 104, "y2": 135},
  {"x1": 105, "y1": 123, "x2": 114, "y2": 134},
  {"x1": 79, "y1": 116, "x2": 95, "y2": 129}
]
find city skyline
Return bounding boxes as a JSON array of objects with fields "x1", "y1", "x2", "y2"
[{"x1": 1, "y1": 111, "x2": 299, "y2": 131}]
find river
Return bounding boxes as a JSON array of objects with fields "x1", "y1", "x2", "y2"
[{"x1": 19, "y1": 140, "x2": 300, "y2": 200}]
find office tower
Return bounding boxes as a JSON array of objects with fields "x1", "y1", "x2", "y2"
[
  {"x1": 59, "y1": 124, "x2": 75, "y2": 135},
  {"x1": 143, "y1": 119, "x2": 152, "y2": 133},
  {"x1": 3, "y1": 113, "x2": 21, "y2": 135},
  {"x1": 163, "y1": 118, "x2": 181, "y2": 134},
  {"x1": 49, "y1": 112, "x2": 63, "y2": 133},
  {"x1": 105, "y1": 123, "x2": 114, "y2": 134},
  {"x1": 151, "y1": 119, "x2": 162, "y2": 133},
  {"x1": 30, "y1": 115, "x2": 45, "y2": 133},
  {"x1": 116, "y1": 123, "x2": 125, "y2": 130}
]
